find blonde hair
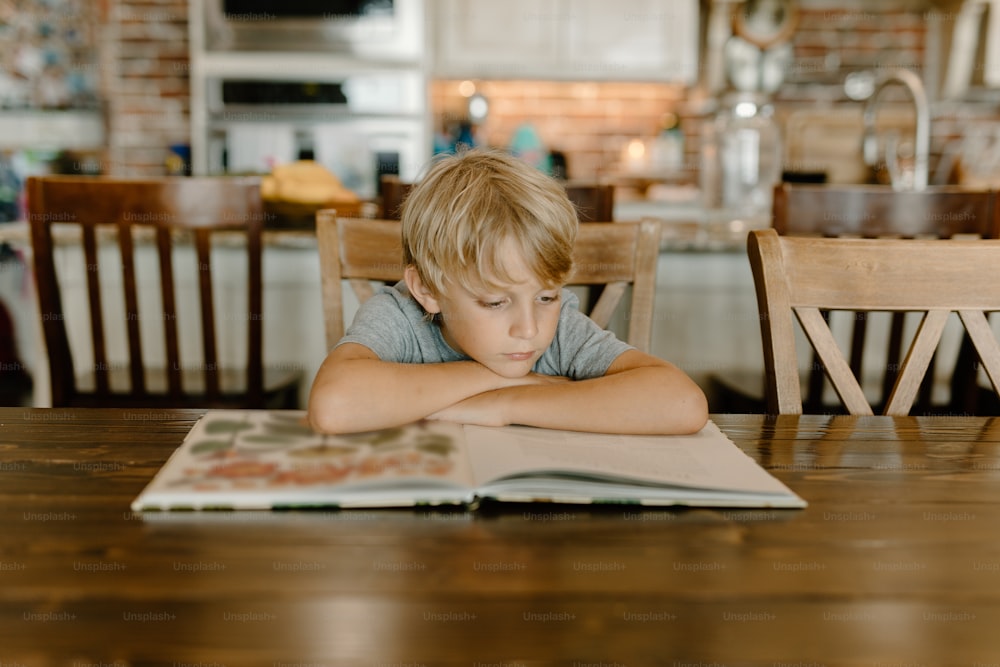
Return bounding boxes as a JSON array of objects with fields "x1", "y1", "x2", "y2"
[{"x1": 400, "y1": 148, "x2": 578, "y2": 296}]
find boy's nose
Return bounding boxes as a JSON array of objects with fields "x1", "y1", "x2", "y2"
[{"x1": 510, "y1": 305, "x2": 538, "y2": 340}]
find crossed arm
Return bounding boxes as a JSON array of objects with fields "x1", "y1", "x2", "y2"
[{"x1": 307, "y1": 343, "x2": 708, "y2": 436}]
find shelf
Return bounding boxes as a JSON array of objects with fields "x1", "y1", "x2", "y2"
[
  {"x1": 195, "y1": 51, "x2": 424, "y2": 81},
  {"x1": 0, "y1": 110, "x2": 104, "y2": 151}
]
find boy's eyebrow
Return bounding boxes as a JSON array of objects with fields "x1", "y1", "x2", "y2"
[{"x1": 467, "y1": 279, "x2": 563, "y2": 296}]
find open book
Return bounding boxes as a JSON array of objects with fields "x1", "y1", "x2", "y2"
[{"x1": 131, "y1": 410, "x2": 806, "y2": 511}]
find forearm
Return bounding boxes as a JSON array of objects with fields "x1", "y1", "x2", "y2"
[
  {"x1": 308, "y1": 355, "x2": 512, "y2": 434},
  {"x1": 493, "y1": 365, "x2": 708, "y2": 435}
]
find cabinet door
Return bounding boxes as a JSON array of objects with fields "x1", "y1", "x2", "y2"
[
  {"x1": 562, "y1": 0, "x2": 698, "y2": 82},
  {"x1": 434, "y1": 0, "x2": 561, "y2": 78}
]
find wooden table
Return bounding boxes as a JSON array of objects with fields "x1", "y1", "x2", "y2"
[{"x1": 3, "y1": 408, "x2": 1000, "y2": 664}]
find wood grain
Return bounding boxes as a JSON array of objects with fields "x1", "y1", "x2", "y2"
[{"x1": 2, "y1": 409, "x2": 1000, "y2": 663}]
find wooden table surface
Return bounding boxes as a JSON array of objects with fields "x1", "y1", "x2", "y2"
[{"x1": 2, "y1": 408, "x2": 1000, "y2": 665}]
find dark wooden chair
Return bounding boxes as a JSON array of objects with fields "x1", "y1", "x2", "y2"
[
  {"x1": 712, "y1": 183, "x2": 1000, "y2": 415},
  {"x1": 378, "y1": 174, "x2": 415, "y2": 221},
  {"x1": 27, "y1": 175, "x2": 302, "y2": 409},
  {"x1": 379, "y1": 175, "x2": 615, "y2": 223},
  {"x1": 748, "y1": 228, "x2": 1000, "y2": 415},
  {"x1": 564, "y1": 181, "x2": 616, "y2": 221}
]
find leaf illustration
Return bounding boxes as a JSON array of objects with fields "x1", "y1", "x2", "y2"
[
  {"x1": 190, "y1": 439, "x2": 234, "y2": 455},
  {"x1": 416, "y1": 434, "x2": 456, "y2": 457},
  {"x1": 203, "y1": 420, "x2": 255, "y2": 435},
  {"x1": 288, "y1": 444, "x2": 358, "y2": 458},
  {"x1": 261, "y1": 420, "x2": 315, "y2": 438},
  {"x1": 240, "y1": 434, "x2": 299, "y2": 446},
  {"x1": 368, "y1": 428, "x2": 405, "y2": 447}
]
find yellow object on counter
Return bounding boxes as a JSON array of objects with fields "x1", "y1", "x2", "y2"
[{"x1": 260, "y1": 160, "x2": 360, "y2": 206}]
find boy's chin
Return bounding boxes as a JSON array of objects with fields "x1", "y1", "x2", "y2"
[{"x1": 482, "y1": 360, "x2": 534, "y2": 379}]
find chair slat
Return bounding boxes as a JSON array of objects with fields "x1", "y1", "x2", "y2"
[
  {"x1": 349, "y1": 279, "x2": 378, "y2": 304},
  {"x1": 194, "y1": 228, "x2": 219, "y2": 399},
  {"x1": 118, "y1": 223, "x2": 145, "y2": 394},
  {"x1": 959, "y1": 310, "x2": 1000, "y2": 396},
  {"x1": 156, "y1": 226, "x2": 182, "y2": 397},
  {"x1": 316, "y1": 209, "x2": 347, "y2": 346},
  {"x1": 795, "y1": 306, "x2": 873, "y2": 415},
  {"x1": 81, "y1": 225, "x2": 109, "y2": 396},
  {"x1": 749, "y1": 228, "x2": 803, "y2": 415},
  {"x1": 588, "y1": 282, "x2": 627, "y2": 329},
  {"x1": 884, "y1": 310, "x2": 949, "y2": 416}
]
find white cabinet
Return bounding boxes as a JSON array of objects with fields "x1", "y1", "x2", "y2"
[
  {"x1": 434, "y1": 0, "x2": 560, "y2": 77},
  {"x1": 433, "y1": 0, "x2": 698, "y2": 82}
]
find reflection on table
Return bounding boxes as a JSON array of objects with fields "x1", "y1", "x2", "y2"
[{"x1": 2, "y1": 409, "x2": 1000, "y2": 663}]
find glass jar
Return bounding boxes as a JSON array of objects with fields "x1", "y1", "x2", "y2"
[{"x1": 701, "y1": 92, "x2": 782, "y2": 229}]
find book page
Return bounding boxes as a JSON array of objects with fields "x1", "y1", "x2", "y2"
[
  {"x1": 463, "y1": 421, "x2": 792, "y2": 496},
  {"x1": 133, "y1": 411, "x2": 477, "y2": 509}
]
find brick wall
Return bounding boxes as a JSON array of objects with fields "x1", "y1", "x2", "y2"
[
  {"x1": 101, "y1": 0, "x2": 190, "y2": 176},
  {"x1": 430, "y1": 2, "x2": 1000, "y2": 187},
  {"x1": 430, "y1": 80, "x2": 688, "y2": 181},
  {"x1": 91, "y1": 0, "x2": 1000, "y2": 184}
]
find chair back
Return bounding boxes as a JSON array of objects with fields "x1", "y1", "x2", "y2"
[
  {"x1": 564, "y1": 182, "x2": 615, "y2": 221},
  {"x1": 378, "y1": 175, "x2": 615, "y2": 222},
  {"x1": 774, "y1": 183, "x2": 999, "y2": 237},
  {"x1": 773, "y1": 183, "x2": 1000, "y2": 414},
  {"x1": 27, "y1": 175, "x2": 299, "y2": 408},
  {"x1": 748, "y1": 228, "x2": 1000, "y2": 415},
  {"x1": 378, "y1": 174, "x2": 415, "y2": 221},
  {"x1": 316, "y1": 211, "x2": 660, "y2": 352}
]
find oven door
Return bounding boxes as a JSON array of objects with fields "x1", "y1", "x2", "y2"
[{"x1": 202, "y1": 0, "x2": 423, "y2": 59}]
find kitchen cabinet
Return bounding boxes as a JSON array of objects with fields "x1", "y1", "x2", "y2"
[{"x1": 432, "y1": 0, "x2": 698, "y2": 82}]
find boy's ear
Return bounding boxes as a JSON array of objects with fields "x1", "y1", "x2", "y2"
[{"x1": 404, "y1": 266, "x2": 442, "y2": 314}]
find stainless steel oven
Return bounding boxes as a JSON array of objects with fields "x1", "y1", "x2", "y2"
[
  {"x1": 202, "y1": 0, "x2": 423, "y2": 59},
  {"x1": 190, "y1": 0, "x2": 429, "y2": 198}
]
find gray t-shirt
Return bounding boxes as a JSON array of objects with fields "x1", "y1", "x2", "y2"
[{"x1": 338, "y1": 282, "x2": 632, "y2": 379}]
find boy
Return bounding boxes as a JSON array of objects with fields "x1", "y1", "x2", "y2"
[{"x1": 308, "y1": 148, "x2": 707, "y2": 435}]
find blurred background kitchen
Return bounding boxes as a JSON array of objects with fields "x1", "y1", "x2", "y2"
[
  {"x1": 3, "y1": 0, "x2": 1000, "y2": 407},
  {"x1": 9, "y1": 0, "x2": 1000, "y2": 207}
]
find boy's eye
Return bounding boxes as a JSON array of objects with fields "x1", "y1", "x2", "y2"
[
  {"x1": 479, "y1": 298, "x2": 508, "y2": 309},
  {"x1": 538, "y1": 293, "x2": 561, "y2": 305}
]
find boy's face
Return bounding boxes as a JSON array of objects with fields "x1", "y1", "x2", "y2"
[{"x1": 409, "y1": 240, "x2": 563, "y2": 378}]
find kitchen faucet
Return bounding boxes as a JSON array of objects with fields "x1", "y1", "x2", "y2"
[{"x1": 861, "y1": 68, "x2": 930, "y2": 190}]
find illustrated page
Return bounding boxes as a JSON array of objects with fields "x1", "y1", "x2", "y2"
[{"x1": 142, "y1": 411, "x2": 476, "y2": 499}]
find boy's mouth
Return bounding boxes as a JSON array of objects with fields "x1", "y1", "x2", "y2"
[{"x1": 504, "y1": 351, "x2": 535, "y2": 361}]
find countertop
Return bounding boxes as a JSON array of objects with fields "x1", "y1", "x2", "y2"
[{"x1": 2, "y1": 205, "x2": 753, "y2": 254}]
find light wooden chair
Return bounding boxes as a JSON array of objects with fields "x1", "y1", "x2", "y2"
[
  {"x1": 27, "y1": 175, "x2": 302, "y2": 408},
  {"x1": 748, "y1": 227, "x2": 1000, "y2": 416},
  {"x1": 774, "y1": 184, "x2": 1000, "y2": 414},
  {"x1": 712, "y1": 183, "x2": 1000, "y2": 415},
  {"x1": 316, "y1": 210, "x2": 660, "y2": 352}
]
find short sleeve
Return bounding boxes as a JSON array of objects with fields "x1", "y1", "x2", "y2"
[
  {"x1": 335, "y1": 283, "x2": 466, "y2": 364},
  {"x1": 534, "y1": 290, "x2": 634, "y2": 379},
  {"x1": 336, "y1": 290, "x2": 418, "y2": 362}
]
